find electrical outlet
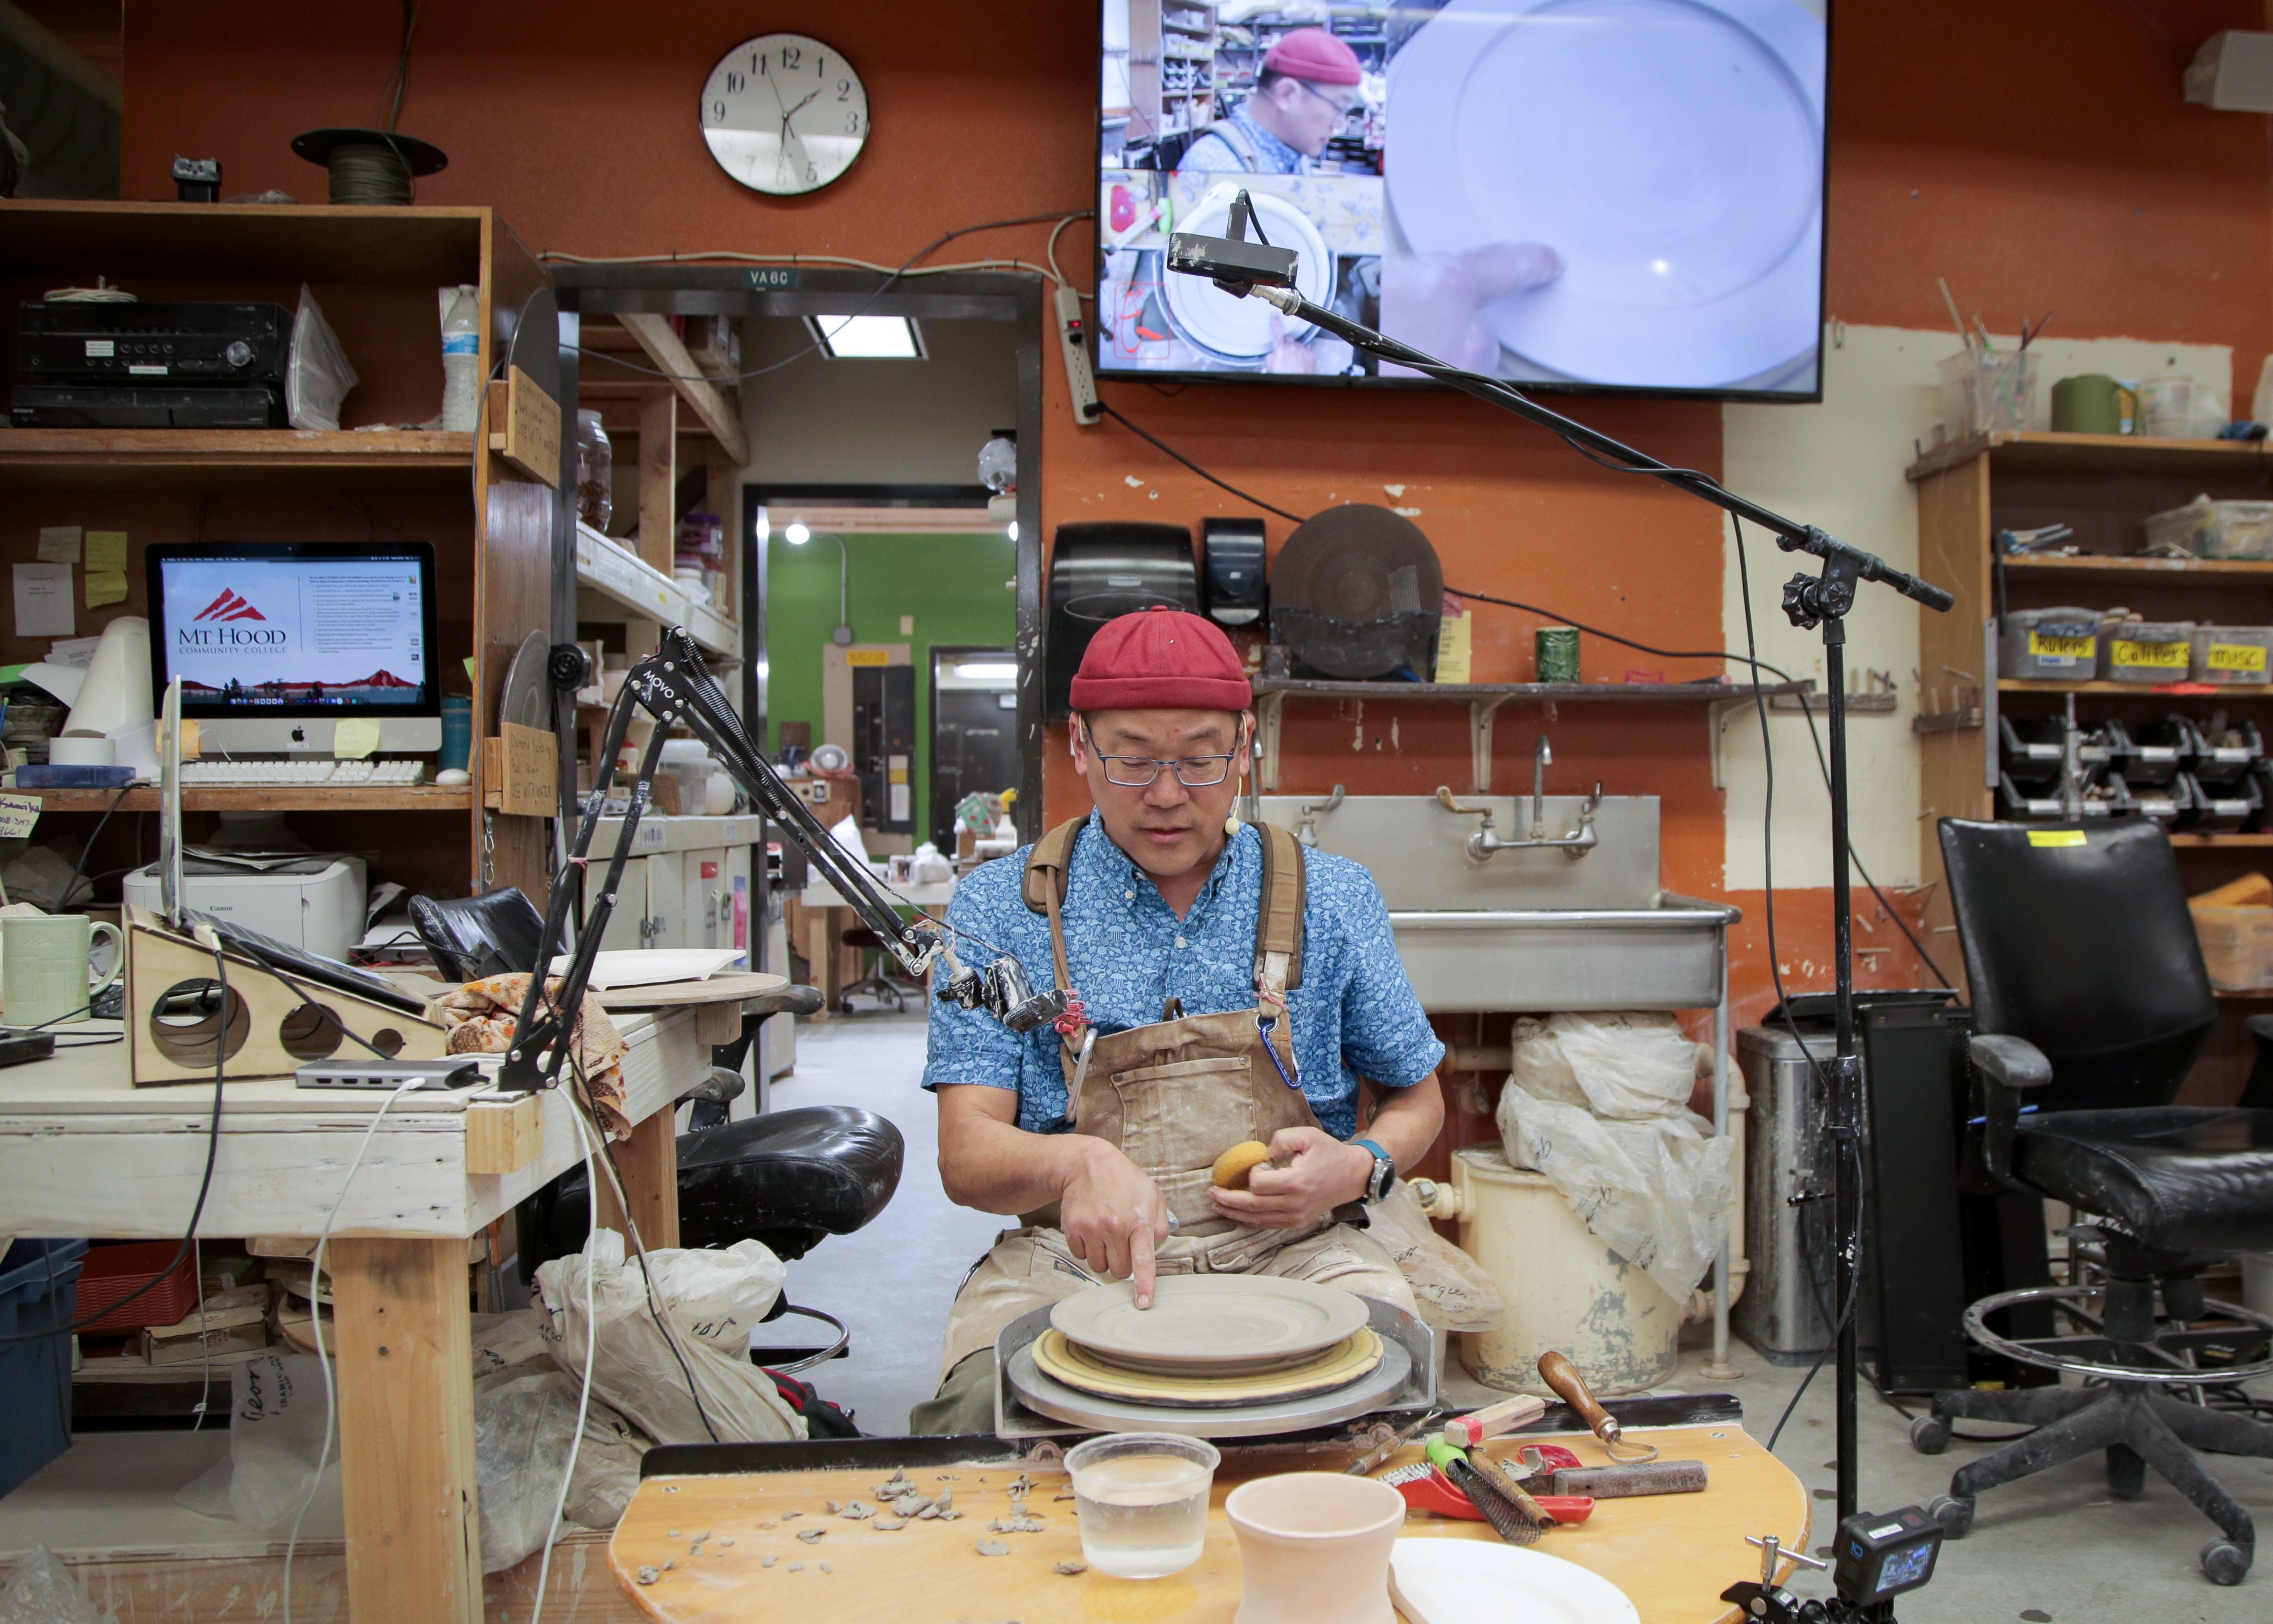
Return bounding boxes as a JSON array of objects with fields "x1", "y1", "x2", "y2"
[{"x1": 1055, "y1": 283, "x2": 1100, "y2": 425}]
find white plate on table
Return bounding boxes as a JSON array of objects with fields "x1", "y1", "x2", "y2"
[
  {"x1": 1389, "y1": 1538, "x2": 1642, "y2": 1624},
  {"x1": 1050, "y1": 1274, "x2": 1369, "y2": 1371},
  {"x1": 547, "y1": 948, "x2": 747, "y2": 990},
  {"x1": 1387, "y1": 0, "x2": 1826, "y2": 388}
]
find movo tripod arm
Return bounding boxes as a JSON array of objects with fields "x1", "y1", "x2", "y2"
[{"x1": 499, "y1": 629, "x2": 1061, "y2": 1094}]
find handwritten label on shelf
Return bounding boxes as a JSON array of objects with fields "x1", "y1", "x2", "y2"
[
  {"x1": 2205, "y1": 642, "x2": 2269, "y2": 677},
  {"x1": 2108, "y1": 639, "x2": 2189, "y2": 670},
  {"x1": 2026, "y1": 631, "x2": 2094, "y2": 661},
  {"x1": 0, "y1": 793, "x2": 40, "y2": 840}
]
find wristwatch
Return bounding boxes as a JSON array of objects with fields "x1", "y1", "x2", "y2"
[{"x1": 1353, "y1": 1137, "x2": 1396, "y2": 1204}]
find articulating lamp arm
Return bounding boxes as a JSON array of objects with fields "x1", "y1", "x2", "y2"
[{"x1": 499, "y1": 630, "x2": 1062, "y2": 1095}]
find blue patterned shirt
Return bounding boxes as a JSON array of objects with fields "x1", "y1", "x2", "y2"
[
  {"x1": 923, "y1": 812, "x2": 1443, "y2": 1140},
  {"x1": 1178, "y1": 107, "x2": 1308, "y2": 176}
]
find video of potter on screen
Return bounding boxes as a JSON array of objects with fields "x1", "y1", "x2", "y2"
[{"x1": 1097, "y1": 0, "x2": 1829, "y2": 393}]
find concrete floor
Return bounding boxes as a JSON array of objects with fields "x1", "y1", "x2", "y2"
[{"x1": 770, "y1": 1009, "x2": 2273, "y2": 1620}]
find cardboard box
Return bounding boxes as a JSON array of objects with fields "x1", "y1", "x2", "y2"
[{"x1": 2191, "y1": 905, "x2": 2273, "y2": 990}]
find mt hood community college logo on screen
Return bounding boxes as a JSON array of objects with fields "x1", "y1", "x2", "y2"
[{"x1": 193, "y1": 589, "x2": 267, "y2": 623}]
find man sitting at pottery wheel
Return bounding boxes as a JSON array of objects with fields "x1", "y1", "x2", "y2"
[{"x1": 911, "y1": 607, "x2": 1444, "y2": 1434}]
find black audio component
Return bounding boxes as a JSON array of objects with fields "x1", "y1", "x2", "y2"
[
  {"x1": 10, "y1": 383, "x2": 286, "y2": 429},
  {"x1": 17, "y1": 300, "x2": 291, "y2": 386}
]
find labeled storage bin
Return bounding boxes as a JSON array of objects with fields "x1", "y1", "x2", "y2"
[
  {"x1": 0, "y1": 1238, "x2": 87, "y2": 1497},
  {"x1": 2181, "y1": 772, "x2": 2260, "y2": 834},
  {"x1": 1999, "y1": 607, "x2": 2099, "y2": 682},
  {"x1": 2192, "y1": 718, "x2": 2265, "y2": 784},
  {"x1": 2193, "y1": 626, "x2": 2273, "y2": 686},
  {"x1": 2144, "y1": 495, "x2": 2273, "y2": 560},
  {"x1": 74, "y1": 1240, "x2": 196, "y2": 1335},
  {"x1": 2097, "y1": 617, "x2": 2196, "y2": 683}
]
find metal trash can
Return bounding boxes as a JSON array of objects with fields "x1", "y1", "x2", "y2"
[{"x1": 1733, "y1": 1023, "x2": 1838, "y2": 1364}]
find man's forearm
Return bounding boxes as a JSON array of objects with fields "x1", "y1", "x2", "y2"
[
  {"x1": 939, "y1": 1110, "x2": 1108, "y2": 1216},
  {"x1": 1364, "y1": 1072, "x2": 1445, "y2": 1171}
]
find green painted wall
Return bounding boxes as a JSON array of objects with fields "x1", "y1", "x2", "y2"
[{"x1": 765, "y1": 529, "x2": 1017, "y2": 843}]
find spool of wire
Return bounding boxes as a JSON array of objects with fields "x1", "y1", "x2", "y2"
[{"x1": 290, "y1": 127, "x2": 447, "y2": 206}]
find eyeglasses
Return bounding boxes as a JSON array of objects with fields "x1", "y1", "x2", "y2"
[
  {"x1": 1294, "y1": 79, "x2": 1364, "y2": 120},
  {"x1": 1097, "y1": 752, "x2": 1238, "y2": 788}
]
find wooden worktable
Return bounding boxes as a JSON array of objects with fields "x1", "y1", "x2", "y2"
[
  {"x1": 609, "y1": 1420, "x2": 1809, "y2": 1624},
  {"x1": 0, "y1": 1004, "x2": 713, "y2": 1624}
]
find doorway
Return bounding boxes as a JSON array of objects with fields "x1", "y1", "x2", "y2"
[{"x1": 930, "y1": 646, "x2": 1020, "y2": 853}]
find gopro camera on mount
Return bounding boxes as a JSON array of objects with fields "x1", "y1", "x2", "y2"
[
  {"x1": 1722, "y1": 1507, "x2": 1942, "y2": 1623},
  {"x1": 1167, "y1": 188, "x2": 1300, "y2": 295}
]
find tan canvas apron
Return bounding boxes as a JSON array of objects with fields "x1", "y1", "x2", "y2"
[{"x1": 935, "y1": 817, "x2": 1415, "y2": 1379}]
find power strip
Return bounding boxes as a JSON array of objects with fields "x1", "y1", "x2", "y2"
[{"x1": 1055, "y1": 283, "x2": 1100, "y2": 425}]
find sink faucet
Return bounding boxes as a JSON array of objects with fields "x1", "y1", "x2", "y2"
[
  {"x1": 1531, "y1": 735, "x2": 1552, "y2": 839},
  {"x1": 1295, "y1": 784, "x2": 1344, "y2": 847},
  {"x1": 1434, "y1": 736, "x2": 1602, "y2": 862}
]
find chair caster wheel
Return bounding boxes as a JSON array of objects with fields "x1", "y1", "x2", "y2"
[
  {"x1": 1910, "y1": 1416, "x2": 1951, "y2": 1455},
  {"x1": 1928, "y1": 1494, "x2": 1974, "y2": 1538},
  {"x1": 2201, "y1": 1540, "x2": 2251, "y2": 1587}
]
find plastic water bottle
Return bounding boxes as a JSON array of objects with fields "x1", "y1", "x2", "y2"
[{"x1": 440, "y1": 286, "x2": 480, "y2": 431}]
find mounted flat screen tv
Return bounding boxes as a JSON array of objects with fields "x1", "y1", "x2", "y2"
[{"x1": 1096, "y1": 0, "x2": 1830, "y2": 399}]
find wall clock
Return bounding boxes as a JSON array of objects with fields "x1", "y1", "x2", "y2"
[{"x1": 700, "y1": 34, "x2": 869, "y2": 196}]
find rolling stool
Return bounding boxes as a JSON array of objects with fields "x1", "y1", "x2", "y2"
[{"x1": 838, "y1": 925, "x2": 913, "y2": 1014}]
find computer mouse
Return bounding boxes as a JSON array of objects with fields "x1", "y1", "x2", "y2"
[{"x1": 436, "y1": 768, "x2": 472, "y2": 786}]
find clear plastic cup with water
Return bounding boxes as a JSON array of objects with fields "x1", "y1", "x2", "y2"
[{"x1": 1064, "y1": 1432, "x2": 1220, "y2": 1580}]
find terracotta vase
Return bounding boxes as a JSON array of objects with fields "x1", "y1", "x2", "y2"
[{"x1": 1224, "y1": 1472, "x2": 1407, "y2": 1624}]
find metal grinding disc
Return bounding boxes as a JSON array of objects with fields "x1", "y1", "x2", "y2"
[
  {"x1": 499, "y1": 630, "x2": 550, "y2": 731},
  {"x1": 1270, "y1": 504, "x2": 1443, "y2": 679}
]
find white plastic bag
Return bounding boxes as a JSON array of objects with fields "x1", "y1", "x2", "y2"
[
  {"x1": 473, "y1": 1371, "x2": 648, "y2": 1572},
  {"x1": 534, "y1": 1229, "x2": 804, "y2": 1446},
  {"x1": 1363, "y1": 1180, "x2": 1504, "y2": 1332},
  {"x1": 286, "y1": 284, "x2": 359, "y2": 432},
  {"x1": 0, "y1": 1549, "x2": 107, "y2": 1624},
  {"x1": 172, "y1": 1354, "x2": 343, "y2": 1538},
  {"x1": 1501, "y1": 1013, "x2": 1732, "y2": 1303}
]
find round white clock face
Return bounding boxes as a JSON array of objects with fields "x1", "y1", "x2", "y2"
[{"x1": 700, "y1": 35, "x2": 869, "y2": 196}]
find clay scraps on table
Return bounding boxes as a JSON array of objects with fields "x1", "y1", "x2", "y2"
[{"x1": 976, "y1": 1540, "x2": 1010, "y2": 1557}]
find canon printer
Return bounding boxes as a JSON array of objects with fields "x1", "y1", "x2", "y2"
[{"x1": 122, "y1": 849, "x2": 367, "y2": 962}]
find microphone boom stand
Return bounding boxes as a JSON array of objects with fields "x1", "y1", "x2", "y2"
[{"x1": 1176, "y1": 212, "x2": 1954, "y2": 1522}]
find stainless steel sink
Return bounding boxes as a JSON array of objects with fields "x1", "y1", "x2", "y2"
[{"x1": 1254, "y1": 793, "x2": 1737, "y2": 1012}]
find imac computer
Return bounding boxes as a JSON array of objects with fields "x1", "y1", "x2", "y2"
[{"x1": 144, "y1": 542, "x2": 442, "y2": 755}]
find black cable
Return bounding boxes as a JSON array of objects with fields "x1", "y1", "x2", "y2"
[
  {"x1": 60, "y1": 783, "x2": 133, "y2": 910},
  {"x1": 0, "y1": 950, "x2": 228, "y2": 1344},
  {"x1": 1095, "y1": 403, "x2": 1308, "y2": 524},
  {"x1": 570, "y1": 210, "x2": 1093, "y2": 387},
  {"x1": 384, "y1": 0, "x2": 422, "y2": 133}
]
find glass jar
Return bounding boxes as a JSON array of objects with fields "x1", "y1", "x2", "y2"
[{"x1": 575, "y1": 409, "x2": 613, "y2": 533}]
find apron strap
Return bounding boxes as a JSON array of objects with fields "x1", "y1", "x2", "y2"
[
  {"x1": 1024, "y1": 816, "x2": 1088, "y2": 1076},
  {"x1": 1252, "y1": 820, "x2": 1307, "y2": 997}
]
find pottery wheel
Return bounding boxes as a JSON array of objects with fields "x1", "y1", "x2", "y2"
[
  {"x1": 1032, "y1": 1327, "x2": 1384, "y2": 1408},
  {"x1": 1005, "y1": 1328, "x2": 1414, "y2": 1440},
  {"x1": 1049, "y1": 1274, "x2": 1369, "y2": 1373}
]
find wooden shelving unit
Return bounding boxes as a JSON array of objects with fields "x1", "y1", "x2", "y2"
[
  {"x1": 19, "y1": 785, "x2": 474, "y2": 813},
  {"x1": 0, "y1": 428, "x2": 477, "y2": 490},
  {"x1": 1249, "y1": 675, "x2": 1807, "y2": 792},
  {"x1": 0, "y1": 200, "x2": 558, "y2": 903},
  {"x1": 1906, "y1": 429, "x2": 2273, "y2": 480},
  {"x1": 2000, "y1": 553, "x2": 2273, "y2": 580}
]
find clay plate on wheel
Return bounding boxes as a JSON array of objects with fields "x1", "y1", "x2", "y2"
[
  {"x1": 1050, "y1": 1275, "x2": 1369, "y2": 1371},
  {"x1": 1033, "y1": 1327, "x2": 1383, "y2": 1407}
]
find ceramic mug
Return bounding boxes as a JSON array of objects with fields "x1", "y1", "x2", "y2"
[
  {"x1": 1225, "y1": 1472, "x2": 1406, "y2": 1624},
  {"x1": 2, "y1": 914, "x2": 123, "y2": 1027}
]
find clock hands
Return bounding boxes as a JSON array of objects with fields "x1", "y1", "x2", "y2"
[{"x1": 779, "y1": 88, "x2": 822, "y2": 187}]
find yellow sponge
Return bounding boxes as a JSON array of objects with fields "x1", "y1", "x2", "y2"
[{"x1": 1211, "y1": 1140, "x2": 1273, "y2": 1189}]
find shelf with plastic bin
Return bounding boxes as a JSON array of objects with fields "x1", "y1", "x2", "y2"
[
  {"x1": 1906, "y1": 429, "x2": 2273, "y2": 481},
  {"x1": 574, "y1": 519, "x2": 738, "y2": 661},
  {"x1": 1998, "y1": 680, "x2": 2273, "y2": 696}
]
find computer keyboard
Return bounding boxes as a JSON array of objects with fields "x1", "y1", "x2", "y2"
[{"x1": 179, "y1": 758, "x2": 429, "y2": 786}]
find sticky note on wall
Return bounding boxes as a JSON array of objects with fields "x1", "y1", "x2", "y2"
[
  {"x1": 332, "y1": 718, "x2": 382, "y2": 759},
  {"x1": 83, "y1": 532, "x2": 128, "y2": 572},
  {"x1": 36, "y1": 527, "x2": 81, "y2": 564},
  {"x1": 84, "y1": 572, "x2": 127, "y2": 608}
]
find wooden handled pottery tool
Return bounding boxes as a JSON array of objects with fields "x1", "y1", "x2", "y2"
[
  {"x1": 1440, "y1": 1391, "x2": 1546, "y2": 1449},
  {"x1": 1545, "y1": 1459, "x2": 1709, "y2": 1497},
  {"x1": 1378, "y1": 1461, "x2": 1593, "y2": 1526},
  {"x1": 1537, "y1": 1349, "x2": 1658, "y2": 1463}
]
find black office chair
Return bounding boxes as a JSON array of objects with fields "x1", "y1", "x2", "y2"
[{"x1": 1913, "y1": 819, "x2": 2273, "y2": 1585}]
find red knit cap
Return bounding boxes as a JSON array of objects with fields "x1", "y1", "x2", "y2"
[
  {"x1": 1262, "y1": 27, "x2": 1363, "y2": 87},
  {"x1": 1071, "y1": 608, "x2": 1252, "y2": 713}
]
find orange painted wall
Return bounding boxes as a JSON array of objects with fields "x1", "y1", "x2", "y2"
[{"x1": 117, "y1": 0, "x2": 2273, "y2": 1033}]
